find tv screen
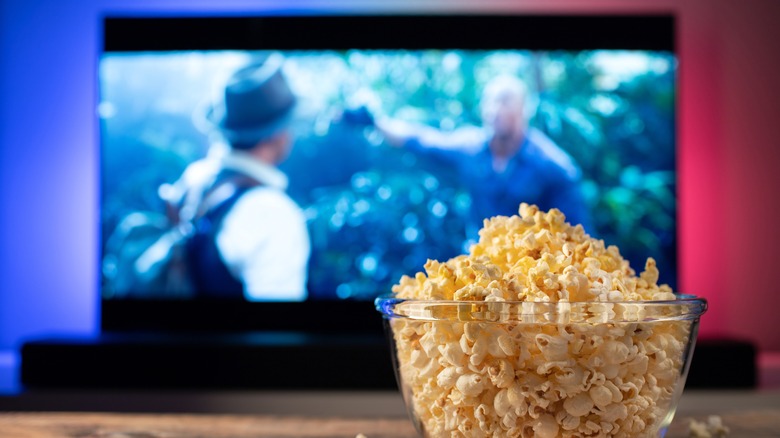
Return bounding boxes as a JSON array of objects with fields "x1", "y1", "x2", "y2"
[{"x1": 99, "y1": 15, "x2": 676, "y2": 330}]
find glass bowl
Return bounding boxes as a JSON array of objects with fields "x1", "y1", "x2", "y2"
[{"x1": 376, "y1": 295, "x2": 707, "y2": 438}]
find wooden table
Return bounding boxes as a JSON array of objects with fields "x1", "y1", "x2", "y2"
[
  {"x1": 0, "y1": 413, "x2": 415, "y2": 437},
  {"x1": 1, "y1": 391, "x2": 779, "y2": 437},
  {"x1": 0, "y1": 410, "x2": 779, "y2": 437}
]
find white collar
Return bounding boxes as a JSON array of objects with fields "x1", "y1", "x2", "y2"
[{"x1": 219, "y1": 150, "x2": 288, "y2": 190}]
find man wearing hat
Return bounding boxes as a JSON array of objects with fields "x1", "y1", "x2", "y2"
[{"x1": 166, "y1": 53, "x2": 310, "y2": 301}]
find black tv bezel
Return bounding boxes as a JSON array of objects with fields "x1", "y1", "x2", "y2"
[{"x1": 100, "y1": 13, "x2": 675, "y2": 333}]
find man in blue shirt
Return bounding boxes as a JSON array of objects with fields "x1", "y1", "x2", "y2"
[{"x1": 371, "y1": 75, "x2": 593, "y2": 235}]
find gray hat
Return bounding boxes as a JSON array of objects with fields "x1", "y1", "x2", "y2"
[{"x1": 204, "y1": 53, "x2": 296, "y2": 149}]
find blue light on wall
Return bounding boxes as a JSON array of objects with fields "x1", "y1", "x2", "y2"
[{"x1": 0, "y1": 0, "x2": 101, "y2": 350}]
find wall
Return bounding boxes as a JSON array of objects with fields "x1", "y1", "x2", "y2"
[
  {"x1": 1, "y1": 0, "x2": 779, "y2": 350},
  {"x1": 719, "y1": 0, "x2": 780, "y2": 346}
]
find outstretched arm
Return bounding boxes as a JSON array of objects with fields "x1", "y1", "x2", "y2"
[
  {"x1": 374, "y1": 118, "x2": 451, "y2": 148},
  {"x1": 374, "y1": 117, "x2": 485, "y2": 165}
]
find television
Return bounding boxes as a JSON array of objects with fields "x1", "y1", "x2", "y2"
[{"x1": 99, "y1": 14, "x2": 676, "y2": 334}]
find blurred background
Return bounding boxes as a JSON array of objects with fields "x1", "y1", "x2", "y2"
[{"x1": 1, "y1": 0, "x2": 780, "y2": 392}]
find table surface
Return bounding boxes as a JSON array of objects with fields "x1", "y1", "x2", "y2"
[{"x1": 1, "y1": 390, "x2": 779, "y2": 437}]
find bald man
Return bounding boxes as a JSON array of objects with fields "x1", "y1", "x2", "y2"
[{"x1": 374, "y1": 75, "x2": 593, "y2": 235}]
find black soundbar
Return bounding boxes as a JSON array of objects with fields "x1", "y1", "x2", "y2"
[
  {"x1": 20, "y1": 335, "x2": 754, "y2": 390},
  {"x1": 21, "y1": 332, "x2": 397, "y2": 390},
  {"x1": 685, "y1": 337, "x2": 757, "y2": 389}
]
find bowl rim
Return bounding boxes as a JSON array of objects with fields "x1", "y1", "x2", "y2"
[{"x1": 375, "y1": 294, "x2": 708, "y2": 323}]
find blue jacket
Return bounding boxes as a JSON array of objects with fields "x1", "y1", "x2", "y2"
[{"x1": 405, "y1": 127, "x2": 593, "y2": 235}]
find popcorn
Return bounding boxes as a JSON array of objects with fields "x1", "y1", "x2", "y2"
[
  {"x1": 389, "y1": 204, "x2": 695, "y2": 437},
  {"x1": 688, "y1": 416, "x2": 730, "y2": 437}
]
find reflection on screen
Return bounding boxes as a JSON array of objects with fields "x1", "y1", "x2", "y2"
[{"x1": 99, "y1": 50, "x2": 676, "y2": 301}]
